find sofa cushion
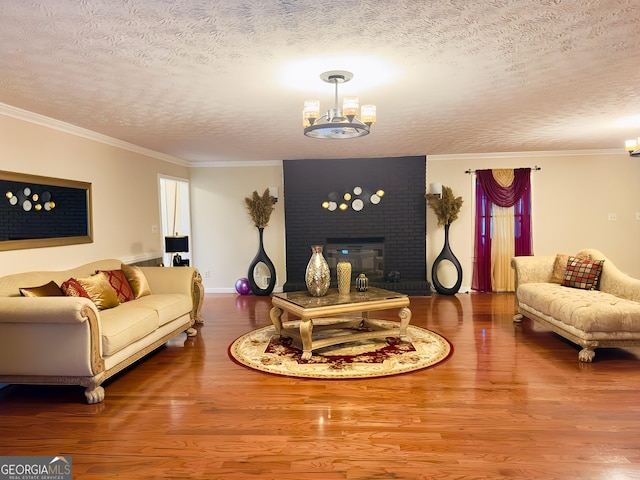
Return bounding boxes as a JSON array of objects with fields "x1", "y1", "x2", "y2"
[
  {"x1": 99, "y1": 306, "x2": 159, "y2": 356},
  {"x1": 76, "y1": 273, "x2": 120, "y2": 310},
  {"x1": 19, "y1": 280, "x2": 64, "y2": 297},
  {"x1": 518, "y1": 283, "x2": 640, "y2": 333},
  {"x1": 124, "y1": 294, "x2": 192, "y2": 326},
  {"x1": 97, "y1": 269, "x2": 135, "y2": 303},
  {"x1": 562, "y1": 257, "x2": 604, "y2": 291},
  {"x1": 121, "y1": 264, "x2": 152, "y2": 299},
  {"x1": 61, "y1": 278, "x2": 91, "y2": 299}
]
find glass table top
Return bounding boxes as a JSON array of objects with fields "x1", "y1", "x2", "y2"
[{"x1": 272, "y1": 287, "x2": 407, "y2": 309}]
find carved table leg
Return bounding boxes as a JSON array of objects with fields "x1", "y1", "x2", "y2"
[
  {"x1": 299, "y1": 318, "x2": 314, "y2": 360},
  {"x1": 270, "y1": 306, "x2": 283, "y2": 336}
]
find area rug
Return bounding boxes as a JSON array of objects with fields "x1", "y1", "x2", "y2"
[{"x1": 228, "y1": 319, "x2": 453, "y2": 379}]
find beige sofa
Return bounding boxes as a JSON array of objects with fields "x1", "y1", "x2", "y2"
[
  {"x1": 512, "y1": 249, "x2": 640, "y2": 362},
  {"x1": 0, "y1": 259, "x2": 202, "y2": 403}
]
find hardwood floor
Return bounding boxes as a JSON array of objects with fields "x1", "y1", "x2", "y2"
[{"x1": 1, "y1": 292, "x2": 640, "y2": 479}]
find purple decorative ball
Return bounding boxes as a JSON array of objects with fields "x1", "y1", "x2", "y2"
[{"x1": 235, "y1": 277, "x2": 251, "y2": 295}]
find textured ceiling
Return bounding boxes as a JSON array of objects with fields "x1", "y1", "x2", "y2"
[{"x1": 1, "y1": 0, "x2": 640, "y2": 165}]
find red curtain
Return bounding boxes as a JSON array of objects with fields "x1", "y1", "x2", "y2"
[{"x1": 471, "y1": 168, "x2": 533, "y2": 292}]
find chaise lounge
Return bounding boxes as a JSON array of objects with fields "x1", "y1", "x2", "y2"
[{"x1": 512, "y1": 249, "x2": 640, "y2": 362}]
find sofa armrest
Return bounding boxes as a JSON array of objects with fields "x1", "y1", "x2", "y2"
[
  {"x1": 0, "y1": 296, "x2": 98, "y2": 324},
  {"x1": 139, "y1": 266, "x2": 196, "y2": 296},
  {"x1": 0, "y1": 297, "x2": 104, "y2": 376},
  {"x1": 511, "y1": 255, "x2": 555, "y2": 286}
]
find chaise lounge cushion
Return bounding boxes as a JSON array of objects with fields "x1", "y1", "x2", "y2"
[
  {"x1": 562, "y1": 257, "x2": 604, "y2": 291},
  {"x1": 517, "y1": 282, "x2": 640, "y2": 334}
]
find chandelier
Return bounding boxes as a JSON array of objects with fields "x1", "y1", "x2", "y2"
[
  {"x1": 303, "y1": 70, "x2": 376, "y2": 139},
  {"x1": 625, "y1": 138, "x2": 640, "y2": 157}
]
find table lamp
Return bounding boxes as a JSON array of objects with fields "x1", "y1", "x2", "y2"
[{"x1": 165, "y1": 235, "x2": 189, "y2": 266}]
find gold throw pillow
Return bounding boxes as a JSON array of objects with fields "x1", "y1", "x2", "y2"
[
  {"x1": 121, "y1": 264, "x2": 152, "y2": 298},
  {"x1": 20, "y1": 280, "x2": 64, "y2": 297},
  {"x1": 76, "y1": 273, "x2": 120, "y2": 310}
]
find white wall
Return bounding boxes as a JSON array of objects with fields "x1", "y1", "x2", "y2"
[
  {"x1": 189, "y1": 165, "x2": 285, "y2": 293},
  {"x1": 427, "y1": 151, "x2": 640, "y2": 289},
  {"x1": 0, "y1": 112, "x2": 190, "y2": 276}
]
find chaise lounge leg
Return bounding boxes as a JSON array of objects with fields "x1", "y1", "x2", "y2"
[
  {"x1": 513, "y1": 314, "x2": 523, "y2": 323},
  {"x1": 84, "y1": 385, "x2": 105, "y2": 404},
  {"x1": 578, "y1": 348, "x2": 595, "y2": 363}
]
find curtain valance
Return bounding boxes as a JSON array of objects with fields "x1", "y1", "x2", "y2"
[{"x1": 476, "y1": 168, "x2": 531, "y2": 207}]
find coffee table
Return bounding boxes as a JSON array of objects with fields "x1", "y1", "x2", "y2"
[{"x1": 270, "y1": 287, "x2": 412, "y2": 360}]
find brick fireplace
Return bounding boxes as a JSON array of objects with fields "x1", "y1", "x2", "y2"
[{"x1": 282, "y1": 156, "x2": 430, "y2": 295}]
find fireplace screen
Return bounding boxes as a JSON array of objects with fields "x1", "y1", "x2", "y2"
[{"x1": 324, "y1": 237, "x2": 384, "y2": 281}]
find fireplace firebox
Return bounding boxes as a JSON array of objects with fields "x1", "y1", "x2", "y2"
[{"x1": 324, "y1": 237, "x2": 384, "y2": 281}]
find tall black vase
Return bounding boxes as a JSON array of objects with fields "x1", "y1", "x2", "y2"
[
  {"x1": 432, "y1": 223, "x2": 463, "y2": 295},
  {"x1": 248, "y1": 226, "x2": 276, "y2": 296}
]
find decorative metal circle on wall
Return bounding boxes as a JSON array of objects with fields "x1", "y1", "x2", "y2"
[
  {"x1": 321, "y1": 186, "x2": 385, "y2": 212},
  {"x1": 5, "y1": 187, "x2": 56, "y2": 212}
]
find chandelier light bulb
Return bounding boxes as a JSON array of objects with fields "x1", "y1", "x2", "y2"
[
  {"x1": 625, "y1": 137, "x2": 640, "y2": 156},
  {"x1": 343, "y1": 97, "x2": 359, "y2": 121},
  {"x1": 303, "y1": 100, "x2": 320, "y2": 127},
  {"x1": 361, "y1": 105, "x2": 377, "y2": 126}
]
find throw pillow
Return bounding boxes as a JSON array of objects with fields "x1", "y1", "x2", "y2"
[
  {"x1": 97, "y1": 269, "x2": 135, "y2": 303},
  {"x1": 121, "y1": 264, "x2": 152, "y2": 298},
  {"x1": 76, "y1": 273, "x2": 120, "y2": 310},
  {"x1": 562, "y1": 257, "x2": 604, "y2": 291},
  {"x1": 550, "y1": 253, "x2": 590, "y2": 284},
  {"x1": 19, "y1": 280, "x2": 64, "y2": 297},
  {"x1": 61, "y1": 278, "x2": 91, "y2": 299}
]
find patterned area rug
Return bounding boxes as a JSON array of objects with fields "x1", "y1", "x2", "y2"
[{"x1": 228, "y1": 319, "x2": 453, "y2": 379}]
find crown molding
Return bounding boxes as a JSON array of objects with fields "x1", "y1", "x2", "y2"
[
  {"x1": 428, "y1": 149, "x2": 624, "y2": 161},
  {"x1": 0, "y1": 103, "x2": 190, "y2": 167},
  {"x1": 189, "y1": 159, "x2": 284, "y2": 168}
]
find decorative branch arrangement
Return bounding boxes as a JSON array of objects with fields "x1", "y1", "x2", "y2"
[
  {"x1": 244, "y1": 189, "x2": 276, "y2": 228},
  {"x1": 426, "y1": 185, "x2": 463, "y2": 227}
]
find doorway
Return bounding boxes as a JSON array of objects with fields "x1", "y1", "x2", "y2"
[{"x1": 159, "y1": 176, "x2": 191, "y2": 267}]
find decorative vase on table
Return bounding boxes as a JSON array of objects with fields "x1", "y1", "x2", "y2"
[
  {"x1": 431, "y1": 223, "x2": 463, "y2": 295},
  {"x1": 337, "y1": 261, "x2": 352, "y2": 295},
  {"x1": 305, "y1": 245, "x2": 330, "y2": 297},
  {"x1": 247, "y1": 226, "x2": 276, "y2": 296},
  {"x1": 355, "y1": 273, "x2": 369, "y2": 292}
]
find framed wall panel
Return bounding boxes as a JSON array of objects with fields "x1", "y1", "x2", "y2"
[{"x1": 0, "y1": 170, "x2": 92, "y2": 251}]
